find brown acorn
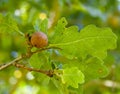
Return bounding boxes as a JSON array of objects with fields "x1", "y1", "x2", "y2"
[{"x1": 31, "y1": 31, "x2": 48, "y2": 48}]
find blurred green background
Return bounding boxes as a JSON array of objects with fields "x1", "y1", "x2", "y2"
[{"x1": 0, "y1": 0, "x2": 120, "y2": 94}]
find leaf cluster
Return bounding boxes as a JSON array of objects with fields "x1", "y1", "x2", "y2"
[{"x1": 0, "y1": 14, "x2": 117, "y2": 93}]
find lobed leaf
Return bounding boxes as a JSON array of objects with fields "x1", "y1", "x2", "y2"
[
  {"x1": 33, "y1": 18, "x2": 48, "y2": 34},
  {"x1": 29, "y1": 53, "x2": 43, "y2": 68},
  {"x1": 0, "y1": 14, "x2": 24, "y2": 36},
  {"x1": 50, "y1": 17, "x2": 68, "y2": 43},
  {"x1": 61, "y1": 67, "x2": 85, "y2": 88},
  {"x1": 82, "y1": 57, "x2": 109, "y2": 81},
  {"x1": 50, "y1": 18, "x2": 117, "y2": 59},
  {"x1": 29, "y1": 51, "x2": 51, "y2": 70}
]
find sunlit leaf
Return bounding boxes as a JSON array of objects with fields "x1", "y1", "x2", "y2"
[
  {"x1": 33, "y1": 18, "x2": 48, "y2": 34},
  {"x1": 83, "y1": 57, "x2": 109, "y2": 81},
  {"x1": 61, "y1": 67, "x2": 85, "y2": 88},
  {"x1": 50, "y1": 18, "x2": 117, "y2": 59},
  {"x1": 29, "y1": 53, "x2": 43, "y2": 68},
  {"x1": 0, "y1": 14, "x2": 24, "y2": 36}
]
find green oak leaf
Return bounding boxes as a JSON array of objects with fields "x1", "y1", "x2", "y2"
[
  {"x1": 61, "y1": 67, "x2": 85, "y2": 88},
  {"x1": 29, "y1": 53, "x2": 44, "y2": 69},
  {"x1": 83, "y1": 57, "x2": 109, "y2": 81},
  {"x1": 62, "y1": 57, "x2": 109, "y2": 82},
  {"x1": 49, "y1": 17, "x2": 68, "y2": 43},
  {"x1": 29, "y1": 51, "x2": 51, "y2": 69},
  {"x1": 33, "y1": 18, "x2": 48, "y2": 34},
  {"x1": 0, "y1": 13, "x2": 24, "y2": 36},
  {"x1": 50, "y1": 18, "x2": 117, "y2": 59},
  {"x1": 33, "y1": 72, "x2": 50, "y2": 85}
]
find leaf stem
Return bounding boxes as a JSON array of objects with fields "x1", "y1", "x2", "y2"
[{"x1": 32, "y1": 46, "x2": 62, "y2": 54}]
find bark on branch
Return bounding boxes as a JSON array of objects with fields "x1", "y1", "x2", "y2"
[
  {"x1": 13, "y1": 63, "x2": 54, "y2": 77},
  {"x1": 0, "y1": 56, "x2": 22, "y2": 70}
]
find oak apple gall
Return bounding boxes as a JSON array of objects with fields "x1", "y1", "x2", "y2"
[{"x1": 31, "y1": 31, "x2": 48, "y2": 48}]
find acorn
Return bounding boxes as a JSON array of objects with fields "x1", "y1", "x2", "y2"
[{"x1": 31, "y1": 31, "x2": 48, "y2": 48}]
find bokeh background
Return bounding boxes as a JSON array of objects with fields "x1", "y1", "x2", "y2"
[{"x1": 0, "y1": 0, "x2": 120, "y2": 94}]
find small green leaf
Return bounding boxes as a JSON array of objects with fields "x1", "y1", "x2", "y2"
[
  {"x1": 50, "y1": 17, "x2": 68, "y2": 43},
  {"x1": 83, "y1": 57, "x2": 109, "y2": 81},
  {"x1": 0, "y1": 13, "x2": 24, "y2": 36},
  {"x1": 61, "y1": 67, "x2": 85, "y2": 88},
  {"x1": 33, "y1": 18, "x2": 48, "y2": 33},
  {"x1": 40, "y1": 19, "x2": 48, "y2": 33},
  {"x1": 51, "y1": 77, "x2": 68, "y2": 94},
  {"x1": 29, "y1": 53, "x2": 43, "y2": 68},
  {"x1": 33, "y1": 72, "x2": 50, "y2": 85},
  {"x1": 31, "y1": 47, "x2": 38, "y2": 52}
]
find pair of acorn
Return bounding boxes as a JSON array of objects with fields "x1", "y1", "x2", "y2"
[{"x1": 30, "y1": 31, "x2": 48, "y2": 48}]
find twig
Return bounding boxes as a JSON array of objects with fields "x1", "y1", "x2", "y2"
[
  {"x1": 0, "y1": 46, "x2": 62, "y2": 71},
  {"x1": 13, "y1": 63, "x2": 54, "y2": 77},
  {"x1": 0, "y1": 56, "x2": 22, "y2": 71},
  {"x1": 32, "y1": 46, "x2": 62, "y2": 54}
]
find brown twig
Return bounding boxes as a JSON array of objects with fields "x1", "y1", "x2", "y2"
[
  {"x1": 0, "y1": 56, "x2": 22, "y2": 71},
  {"x1": 13, "y1": 63, "x2": 54, "y2": 77},
  {"x1": 0, "y1": 46, "x2": 61, "y2": 75}
]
